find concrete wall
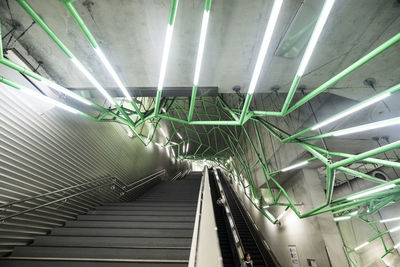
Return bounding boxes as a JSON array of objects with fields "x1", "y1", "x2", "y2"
[{"x1": 0, "y1": 62, "x2": 188, "y2": 199}]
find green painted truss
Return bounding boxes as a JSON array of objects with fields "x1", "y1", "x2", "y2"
[{"x1": 1, "y1": 0, "x2": 400, "y2": 265}]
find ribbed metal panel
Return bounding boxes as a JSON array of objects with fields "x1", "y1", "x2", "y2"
[{"x1": 0, "y1": 79, "x2": 184, "y2": 255}]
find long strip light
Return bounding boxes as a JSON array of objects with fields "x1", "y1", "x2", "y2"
[
  {"x1": 277, "y1": 208, "x2": 289, "y2": 221},
  {"x1": 281, "y1": 160, "x2": 308, "y2": 172},
  {"x1": 41, "y1": 79, "x2": 91, "y2": 105},
  {"x1": 312, "y1": 93, "x2": 391, "y2": 130},
  {"x1": 94, "y1": 47, "x2": 131, "y2": 100},
  {"x1": 193, "y1": 10, "x2": 210, "y2": 86},
  {"x1": 157, "y1": 24, "x2": 174, "y2": 91},
  {"x1": 247, "y1": 0, "x2": 283, "y2": 94},
  {"x1": 347, "y1": 184, "x2": 396, "y2": 201},
  {"x1": 264, "y1": 209, "x2": 276, "y2": 222},
  {"x1": 355, "y1": 241, "x2": 369, "y2": 251},
  {"x1": 333, "y1": 117, "x2": 400, "y2": 136},
  {"x1": 390, "y1": 225, "x2": 400, "y2": 233},
  {"x1": 18, "y1": 85, "x2": 78, "y2": 114},
  {"x1": 296, "y1": 0, "x2": 335, "y2": 76},
  {"x1": 71, "y1": 57, "x2": 114, "y2": 103},
  {"x1": 334, "y1": 216, "x2": 351, "y2": 222},
  {"x1": 186, "y1": 143, "x2": 190, "y2": 153},
  {"x1": 380, "y1": 216, "x2": 400, "y2": 223},
  {"x1": 160, "y1": 128, "x2": 168, "y2": 138},
  {"x1": 177, "y1": 132, "x2": 183, "y2": 140}
]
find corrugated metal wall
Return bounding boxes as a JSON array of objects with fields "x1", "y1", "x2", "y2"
[{"x1": 0, "y1": 67, "x2": 186, "y2": 255}]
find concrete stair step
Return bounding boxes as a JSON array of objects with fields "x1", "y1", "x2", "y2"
[
  {"x1": 88, "y1": 210, "x2": 195, "y2": 216},
  {"x1": 11, "y1": 246, "x2": 190, "y2": 260},
  {"x1": 64, "y1": 220, "x2": 194, "y2": 229},
  {"x1": 77, "y1": 215, "x2": 195, "y2": 222},
  {"x1": 51, "y1": 227, "x2": 193, "y2": 238},
  {"x1": 32, "y1": 236, "x2": 191, "y2": 247}
]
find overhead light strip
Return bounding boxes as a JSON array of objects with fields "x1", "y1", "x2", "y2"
[
  {"x1": 1, "y1": 76, "x2": 79, "y2": 114},
  {"x1": 347, "y1": 184, "x2": 396, "y2": 200},
  {"x1": 281, "y1": 160, "x2": 308, "y2": 172},
  {"x1": 94, "y1": 47, "x2": 132, "y2": 100},
  {"x1": 247, "y1": 0, "x2": 283, "y2": 94},
  {"x1": 193, "y1": 9, "x2": 210, "y2": 86},
  {"x1": 157, "y1": 0, "x2": 179, "y2": 92},
  {"x1": 296, "y1": 0, "x2": 335, "y2": 76},
  {"x1": 333, "y1": 116, "x2": 400, "y2": 136},
  {"x1": 312, "y1": 92, "x2": 391, "y2": 130},
  {"x1": 71, "y1": 57, "x2": 114, "y2": 103}
]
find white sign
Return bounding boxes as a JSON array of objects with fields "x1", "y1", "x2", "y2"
[{"x1": 288, "y1": 245, "x2": 301, "y2": 267}]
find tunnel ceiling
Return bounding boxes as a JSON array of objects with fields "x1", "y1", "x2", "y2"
[
  {"x1": 0, "y1": 0, "x2": 399, "y2": 95},
  {"x1": 1, "y1": 0, "x2": 400, "y2": 261}
]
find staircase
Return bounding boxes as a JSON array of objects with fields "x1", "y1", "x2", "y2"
[{"x1": 1, "y1": 172, "x2": 202, "y2": 266}]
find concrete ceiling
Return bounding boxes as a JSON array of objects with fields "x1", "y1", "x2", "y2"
[{"x1": 1, "y1": 0, "x2": 399, "y2": 97}]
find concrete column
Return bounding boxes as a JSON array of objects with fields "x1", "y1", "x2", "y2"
[{"x1": 302, "y1": 168, "x2": 350, "y2": 267}]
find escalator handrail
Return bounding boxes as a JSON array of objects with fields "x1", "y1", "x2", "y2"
[
  {"x1": 213, "y1": 168, "x2": 245, "y2": 262},
  {"x1": 218, "y1": 169, "x2": 281, "y2": 267}
]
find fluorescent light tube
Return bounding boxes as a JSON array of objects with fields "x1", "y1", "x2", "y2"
[
  {"x1": 334, "y1": 216, "x2": 351, "y2": 222},
  {"x1": 349, "y1": 211, "x2": 358, "y2": 216},
  {"x1": 155, "y1": 143, "x2": 164, "y2": 148},
  {"x1": 160, "y1": 128, "x2": 167, "y2": 138},
  {"x1": 277, "y1": 208, "x2": 288, "y2": 221},
  {"x1": 177, "y1": 132, "x2": 183, "y2": 140},
  {"x1": 390, "y1": 225, "x2": 400, "y2": 233},
  {"x1": 281, "y1": 160, "x2": 308, "y2": 172},
  {"x1": 193, "y1": 10, "x2": 210, "y2": 86},
  {"x1": 312, "y1": 93, "x2": 391, "y2": 130},
  {"x1": 172, "y1": 149, "x2": 176, "y2": 157},
  {"x1": 333, "y1": 117, "x2": 400, "y2": 136},
  {"x1": 41, "y1": 79, "x2": 91, "y2": 105},
  {"x1": 296, "y1": 0, "x2": 335, "y2": 76},
  {"x1": 94, "y1": 47, "x2": 131, "y2": 100},
  {"x1": 186, "y1": 143, "x2": 189, "y2": 153},
  {"x1": 264, "y1": 209, "x2": 276, "y2": 221},
  {"x1": 347, "y1": 184, "x2": 396, "y2": 200},
  {"x1": 355, "y1": 241, "x2": 369, "y2": 251},
  {"x1": 157, "y1": 24, "x2": 174, "y2": 91},
  {"x1": 161, "y1": 108, "x2": 166, "y2": 113},
  {"x1": 247, "y1": 0, "x2": 283, "y2": 94},
  {"x1": 22, "y1": 88, "x2": 78, "y2": 114},
  {"x1": 380, "y1": 216, "x2": 400, "y2": 223},
  {"x1": 71, "y1": 57, "x2": 114, "y2": 103}
]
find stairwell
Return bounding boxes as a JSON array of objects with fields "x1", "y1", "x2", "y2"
[{"x1": 1, "y1": 172, "x2": 202, "y2": 266}]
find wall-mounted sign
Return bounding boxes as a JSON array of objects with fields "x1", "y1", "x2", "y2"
[{"x1": 288, "y1": 245, "x2": 301, "y2": 267}]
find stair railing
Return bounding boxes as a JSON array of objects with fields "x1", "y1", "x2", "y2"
[
  {"x1": 213, "y1": 168, "x2": 245, "y2": 262},
  {"x1": 0, "y1": 169, "x2": 167, "y2": 224}
]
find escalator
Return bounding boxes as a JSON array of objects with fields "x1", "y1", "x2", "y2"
[
  {"x1": 215, "y1": 169, "x2": 278, "y2": 267},
  {"x1": 208, "y1": 169, "x2": 240, "y2": 267}
]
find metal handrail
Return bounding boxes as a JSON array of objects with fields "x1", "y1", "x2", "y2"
[
  {"x1": 0, "y1": 176, "x2": 115, "y2": 210},
  {"x1": 213, "y1": 168, "x2": 245, "y2": 261},
  {"x1": 188, "y1": 166, "x2": 206, "y2": 267},
  {"x1": 0, "y1": 181, "x2": 115, "y2": 222},
  {"x1": 0, "y1": 169, "x2": 168, "y2": 223}
]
